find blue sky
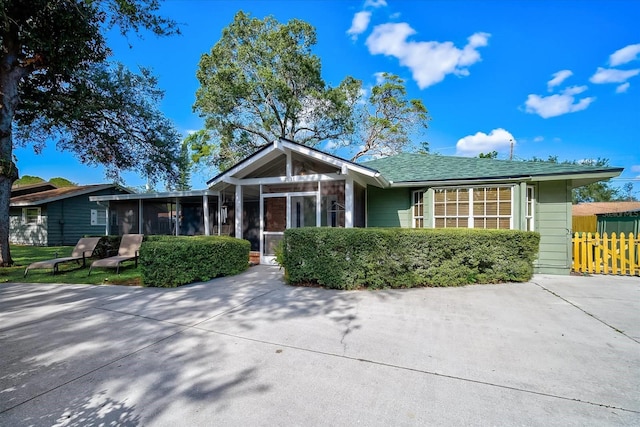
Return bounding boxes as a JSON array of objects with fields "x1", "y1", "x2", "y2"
[{"x1": 15, "y1": 0, "x2": 640, "y2": 195}]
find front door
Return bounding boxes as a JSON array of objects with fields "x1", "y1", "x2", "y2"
[{"x1": 261, "y1": 193, "x2": 318, "y2": 264}]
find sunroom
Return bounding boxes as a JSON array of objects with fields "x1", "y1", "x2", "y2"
[{"x1": 206, "y1": 139, "x2": 387, "y2": 263}]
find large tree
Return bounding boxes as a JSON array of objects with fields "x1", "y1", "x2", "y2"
[
  {"x1": 0, "y1": 0, "x2": 180, "y2": 266},
  {"x1": 349, "y1": 73, "x2": 429, "y2": 161},
  {"x1": 193, "y1": 11, "x2": 361, "y2": 171}
]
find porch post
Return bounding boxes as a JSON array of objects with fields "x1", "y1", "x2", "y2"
[
  {"x1": 218, "y1": 195, "x2": 222, "y2": 235},
  {"x1": 345, "y1": 177, "x2": 354, "y2": 228},
  {"x1": 175, "y1": 198, "x2": 180, "y2": 236},
  {"x1": 235, "y1": 185, "x2": 242, "y2": 238},
  {"x1": 138, "y1": 199, "x2": 143, "y2": 234},
  {"x1": 316, "y1": 181, "x2": 322, "y2": 227},
  {"x1": 105, "y1": 204, "x2": 110, "y2": 235},
  {"x1": 203, "y1": 194, "x2": 210, "y2": 236}
]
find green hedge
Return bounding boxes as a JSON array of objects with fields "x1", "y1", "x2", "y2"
[
  {"x1": 140, "y1": 236, "x2": 250, "y2": 287},
  {"x1": 279, "y1": 228, "x2": 540, "y2": 290}
]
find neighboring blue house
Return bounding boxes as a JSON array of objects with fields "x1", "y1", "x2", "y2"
[{"x1": 10, "y1": 184, "x2": 132, "y2": 246}]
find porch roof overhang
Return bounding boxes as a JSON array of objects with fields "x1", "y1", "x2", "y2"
[
  {"x1": 206, "y1": 138, "x2": 389, "y2": 189},
  {"x1": 90, "y1": 189, "x2": 219, "y2": 203}
]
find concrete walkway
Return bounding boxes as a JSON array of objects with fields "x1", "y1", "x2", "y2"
[{"x1": 0, "y1": 267, "x2": 638, "y2": 426}]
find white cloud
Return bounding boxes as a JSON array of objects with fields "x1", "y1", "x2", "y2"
[
  {"x1": 631, "y1": 165, "x2": 640, "y2": 173},
  {"x1": 373, "y1": 72, "x2": 387, "y2": 84},
  {"x1": 366, "y1": 23, "x2": 490, "y2": 89},
  {"x1": 616, "y1": 82, "x2": 631, "y2": 93},
  {"x1": 609, "y1": 43, "x2": 640, "y2": 66},
  {"x1": 547, "y1": 70, "x2": 573, "y2": 91},
  {"x1": 533, "y1": 136, "x2": 544, "y2": 142},
  {"x1": 590, "y1": 67, "x2": 640, "y2": 84},
  {"x1": 365, "y1": 0, "x2": 387, "y2": 7},
  {"x1": 324, "y1": 140, "x2": 339, "y2": 151},
  {"x1": 524, "y1": 86, "x2": 595, "y2": 118},
  {"x1": 347, "y1": 11, "x2": 372, "y2": 39},
  {"x1": 456, "y1": 128, "x2": 515, "y2": 156}
]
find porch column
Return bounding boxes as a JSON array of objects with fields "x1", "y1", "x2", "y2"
[
  {"x1": 218, "y1": 196, "x2": 222, "y2": 236},
  {"x1": 345, "y1": 177, "x2": 354, "y2": 228},
  {"x1": 175, "y1": 198, "x2": 180, "y2": 236},
  {"x1": 105, "y1": 205, "x2": 110, "y2": 235},
  {"x1": 203, "y1": 195, "x2": 210, "y2": 236},
  {"x1": 316, "y1": 181, "x2": 322, "y2": 227},
  {"x1": 235, "y1": 185, "x2": 242, "y2": 238},
  {"x1": 138, "y1": 199, "x2": 143, "y2": 234}
]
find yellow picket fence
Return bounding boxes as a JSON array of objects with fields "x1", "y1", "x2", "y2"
[{"x1": 572, "y1": 232, "x2": 640, "y2": 276}]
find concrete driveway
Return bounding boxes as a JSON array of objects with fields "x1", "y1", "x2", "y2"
[{"x1": 0, "y1": 267, "x2": 638, "y2": 426}]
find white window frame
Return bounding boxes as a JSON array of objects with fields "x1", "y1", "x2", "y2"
[
  {"x1": 526, "y1": 185, "x2": 535, "y2": 231},
  {"x1": 433, "y1": 188, "x2": 471, "y2": 228},
  {"x1": 91, "y1": 208, "x2": 107, "y2": 226},
  {"x1": 22, "y1": 207, "x2": 41, "y2": 225},
  {"x1": 412, "y1": 190, "x2": 424, "y2": 228},
  {"x1": 432, "y1": 185, "x2": 515, "y2": 230}
]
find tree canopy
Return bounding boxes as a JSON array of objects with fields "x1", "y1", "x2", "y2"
[
  {"x1": 349, "y1": 73, "x2": 429, "y2": 161},
  {"x1": 13, "y1": 176, "x2": 76, "y2": 187},
  {"x1": 193, "y1": 12, "x2": 429, "y2": 171},
  {"x1": 0, "y1": 0, "x2": 180, "y2": 266}
]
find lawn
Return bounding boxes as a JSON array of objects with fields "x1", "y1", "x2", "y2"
[{"x1": 0, "y1": 245, "x2": 142, "y2": 286}]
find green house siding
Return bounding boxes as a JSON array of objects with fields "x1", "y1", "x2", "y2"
[
  {"x1": 534, "y1": 180, "x2": 572, "y2": 275},
  {"x1": 366, "y1": 186, "x2": 412, "y2": 227}
]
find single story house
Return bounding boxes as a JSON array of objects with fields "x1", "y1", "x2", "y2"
[
  {"x1": 10, "y1": 184, "x2": 132, "y2": 246},
  {"x1": 91, "y1": 138, "x2": 623, "y2": 274}
]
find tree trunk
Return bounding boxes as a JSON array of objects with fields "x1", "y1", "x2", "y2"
[{"x1": 0, "y1": 29, "x2": 23, "y2": 266}]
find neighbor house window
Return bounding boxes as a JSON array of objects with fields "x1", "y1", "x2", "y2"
[
  {"x1": 526, "y1": 186, "x2": 535, "y2": 231},
  {"x1": 412, "y1": 190, "x2": 424, "y2": 228},
  {"x1": 22, "y1": 207, "x2": 41, "y2": 224},
  {"x1": 433, "y1": 186, "x2": 513, "y2": 229},
  {"x1": 91, "y1": 208, "x2": 107, "y2": 226}
]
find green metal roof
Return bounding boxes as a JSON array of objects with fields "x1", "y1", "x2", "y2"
[{"x1": 361, "y1": 153, "x2": 623, "y2": 184}]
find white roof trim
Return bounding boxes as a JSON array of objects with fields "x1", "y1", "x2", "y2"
[{"x1": 207, "y1": 138, "x2": 388, "y2": 188}]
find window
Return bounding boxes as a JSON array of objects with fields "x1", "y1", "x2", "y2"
[
  {"x1": 412, "y1": 190, "x2": 424, "y2": 228},
  {"x1": 91, "y1": 209, "x2": 107, "y2": 226},
  {"x1": 434, "y1": 188, "x2": 469, "y2": 228},
  {"x1": 22, "y1": 207, "x2": 41, "y2": 224},
  {"x1": 526, "y1": 186, "x2": 535, "y2": 231},
  {"x1": 433, "y1": 186, "x2": 513, "y2": 229},
  {"x1": 472, "y1": 187, "x2": 512, "y2": 229}
]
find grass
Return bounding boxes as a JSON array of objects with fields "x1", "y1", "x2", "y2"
[{"x1": 0, "y1": 245, "x2": 142, "y2": 286}]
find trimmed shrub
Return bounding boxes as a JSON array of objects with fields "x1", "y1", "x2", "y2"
[
  {"x1": 140, "y1": 236, "x2": 250, "y2": 287},
  {"x1": 280, "y1": 228, "x2": 540, "y2": 290}
]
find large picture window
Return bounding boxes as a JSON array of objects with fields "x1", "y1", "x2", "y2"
[
  {"x1": 432, "y1": 186, "x2": 513, "y2": 229},
  {"x1": 433, "y1": 188, "x2": 469, "y2": 228}
]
